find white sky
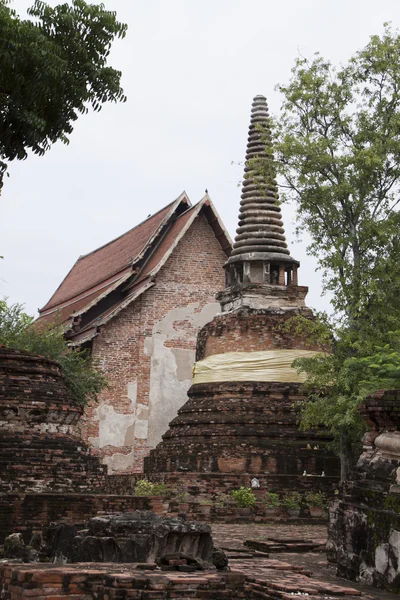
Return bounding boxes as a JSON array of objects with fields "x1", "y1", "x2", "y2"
[{"x1": 1, "y1": 0, "x2": 399, "y2": 316}]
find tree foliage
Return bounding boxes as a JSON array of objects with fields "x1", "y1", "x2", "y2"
[
  {"x1": 0, "y1": 298, "x2": 107, "y2": 405},
  {"x1": 0, "y1": 0, "x2": 127, "y2": 187},
  {"x1": 274, "y1": 23, "x2": 400, "y2": 324},
  {"x1": 265, "y1": 25, "x2": 400, "y2": 476}
]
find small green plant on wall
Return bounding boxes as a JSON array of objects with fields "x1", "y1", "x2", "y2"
[
  {"x1": 264, "y1": 492, "x2": 280, "y2": 509},
  {"x1": 174, "y1": 485, "x2": 190, "y2": 504},
  {"x1": 305, "y1": 491, "x2": 327, "y2": 508},
  {"x1": 281, "y1": 492, "x2": 302, "y2": 512},
  {"x1": 134, "y1": 480, "x2": 171, "y2": 498},
  {"x1": 134, "y1": 480, "x2": 155, "y2": 496},
  {"x1": 214, "y1": 492, "x2": 232, "y2": 508},
  {"x1": 230, "y1": 487, "x2": 257, "y2": 508}
]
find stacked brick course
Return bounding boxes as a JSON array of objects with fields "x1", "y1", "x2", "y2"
[
  {"x1": 145, "y1": 381, "x2": 337, "y2": 478},
  {"x1": 0, "y1": 347, "x2": 162, "y2": 543},
  {"x1": 195, "y1": 307, "x2": 321, "y2": 359},
  {"x1": 0, "y1": 563, "x2": 246, "y2": 600},
  {"x1": 0, "y1": 347, "x2": 107, "y2": 494},
  {"x1": 0, "y1": 494, "x2": 156, "y2": 544}
]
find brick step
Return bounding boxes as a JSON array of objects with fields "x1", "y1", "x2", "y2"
[{"x1": 244, "y1": 539, "x2": 326, "y2": 553}]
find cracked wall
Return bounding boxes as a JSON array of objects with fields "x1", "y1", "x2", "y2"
[
  {"x1": 146, "y1": 302, "x2": 219, "y2": 449},
  {"x1": 79, "y1": 213, "x2": 227, "y2": 473}
]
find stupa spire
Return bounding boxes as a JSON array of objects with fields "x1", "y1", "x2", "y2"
[
  {"x1": 232, "y1": 95, "x2": 290, "y2": 259},
  {"x1": 219, "y1": 95, "x2": 306, "y2": 312}
]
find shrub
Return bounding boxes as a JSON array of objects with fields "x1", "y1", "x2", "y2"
[
  {"x1": 152, "y1": 483, "x2": 170, "y2": 497},
  {"x1": 305, "y1": 491, "x2": 327, "y2": 508},
  {"x1": 174, "y1": 485, "x2": 189, "y2": 504},
  {"x1": 264, "y1": 492, "x2": 280, "y2": 509},
  {"x1": 134, "y1": 480, "x2": 155, "y2": 496},
  {"x1": 281, "y1": 492, "x2": 302, "y2": 511},
  {"x1": 134, "y1": 480, "x2": 172, "y2": 498},
  {"x1": 230, "y1": 487, "x2": 257, "y2": 508},
  {"x1": 0, "y1": 299, "x2": 106, "y2": 406}
]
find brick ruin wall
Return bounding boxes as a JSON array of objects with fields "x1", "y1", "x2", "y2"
[
  {"x1": 328, "y1": 389, "x2": 400, "y2": 591},
  {"x1": 146, "y1": 383, "x2": 338, "y2": 474},
  {"x1": 79, "y1": 214, "x2": 227, "y2": 474},
  {"x1": 0, "y1": 564, "x2": 248, "y2": 600},
  {"x1": 0, "y1": 347, "x2": 107, "y2": 495},
  {"x1": 0, "y1": 347, "x2": 169, "y2": 543},
  {"x1": 196, "y1": 307, "x2": 321, "y2": 360},
  {"x1": 0, "y1": 494, "x2": 160, "y2": 545}
]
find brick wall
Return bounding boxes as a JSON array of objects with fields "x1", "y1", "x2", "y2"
[
  {"x1": 0, "y1": 493, "x2": 159, "y2": 544},
  {"x1": 196, "y1": 307, "x2": 321, "y2": 360},
  {"x1": 79, "y1": 214, "x2": 227, "y2": 474},
  {"x1": 144, "y1": 380, "x2": 339, "y2": 478},
  {"x1": 0, "y1": 347, "x2": 107, "y2": 494},
  {"x1": 0, "y1": 564, "x2": 247, "y2": 600}
]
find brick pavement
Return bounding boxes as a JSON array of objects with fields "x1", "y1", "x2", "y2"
[
  {"x1": 212, "y1": 523, "x2": 397, "y2": 600},
  {"x1": 0, "y1": 523, "x2": 396, "y2": 599}
]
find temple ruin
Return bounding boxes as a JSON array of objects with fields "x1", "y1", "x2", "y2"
[
  {"x1": 329, "y1": 389, "x2": 400, "y2": 591},
  {"x1": 37, "y1": 194, "x2": 231, "y2": 474},
  {"x1": 145, "y1": 95, "x2": 340, "y2": 495},
  {"x1": 0, "y1": 95, "x2": 388, "y2": 600}
]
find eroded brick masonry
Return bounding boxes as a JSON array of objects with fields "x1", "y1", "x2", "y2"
[{"x1": 37, "y1": 194, "x2": 230, "y2": 473}]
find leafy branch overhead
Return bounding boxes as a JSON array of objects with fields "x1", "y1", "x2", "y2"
[
  {"x1": 0, "y1": 0, "x2": 127, "y2": 188},
  {"x1": 260, "y1": 25, "x2": 400, "y2": 479},
  {"x1": 273, "y1": 24, "x2": 400, "y2": 325}
]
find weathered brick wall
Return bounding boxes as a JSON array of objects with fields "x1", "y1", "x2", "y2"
[
  {"x1": 107, "y1": 471, "x2": 337, "y2": 499},
  {"x1": 0, "y1": 493, "x2": 157, "y2": 544},
  {"x1": 79, "y1": 214, "x2": 227, "y2": 474},
  {"x1": 0, "y1": 347, "x2": 107, "y2": 494},
  {"x1": 0, "y1": 564, "x2": 247, "y2": 600},
  {"x1": 196, "y1": 307, "x2": 321, "y2": 360},
  {"x1": 145, "y1": 381, "x2": 339, "y2": 477},
  {"x1": 329, "y1": 389, "x2": 400, "y2": 591}
]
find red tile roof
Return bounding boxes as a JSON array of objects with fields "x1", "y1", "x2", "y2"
[
  {"x1": 37, "y1": 283, "x2": 118, "y2": 326},
  {"x1": 37, "y1": 194, "x2": 231, "y2": 336},
  {"x1": 41, "y1": 200, "x2": 177, "y2": 312},
  {"x1": 137, "y1": 205, "x2": 197, "y2": 280}
]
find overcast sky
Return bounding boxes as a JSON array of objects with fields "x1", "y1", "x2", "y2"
[{"x1": 1, "y1": 0, "x2": 399, "y2": 316}]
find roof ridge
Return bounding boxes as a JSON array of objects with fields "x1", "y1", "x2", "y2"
[
  {"x1": 39, "y1": 192, "x2": 190, "y2": 313},
  {"x1": 77, "y1": 192, "x2": 189, "y2": 262}
]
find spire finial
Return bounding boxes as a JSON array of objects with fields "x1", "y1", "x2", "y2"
[
  {"x1": 218, "y1": 95, "x2": 304, "y2": 310},
  {"x1": 231, "y1": 95, "x2": 290, "y2": 259}
]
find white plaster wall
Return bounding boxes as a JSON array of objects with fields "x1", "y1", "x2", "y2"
[
  {"x1": 145, "y1": 301, "x2": 219, "y2": 449},
  {"x1": 86, "y1": 301, "x2": 218, "y2": 473},
  {"x1": 87, "y1": 377, "x2": 150, "y2": 473}
]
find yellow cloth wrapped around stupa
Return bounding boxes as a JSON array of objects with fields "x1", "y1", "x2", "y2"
[{"x1": 192, "y1": 349, "x2": 321, "y2": 384}]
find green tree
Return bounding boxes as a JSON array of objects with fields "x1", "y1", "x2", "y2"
[
  {"x1": 0, "y1": 0, "x2": 127, "y2": 188},
  {"x1": 289, "y1": 318, "x2": 400, "y2": 479},
  {"x1": 262, "y1": 25, "x2": 400, "y2": 478},
  {"x1": 0, "y1": 298, "x2": 107, "y2": 405}
]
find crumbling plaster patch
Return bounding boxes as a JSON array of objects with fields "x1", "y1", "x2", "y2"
[
  {"x1": 88, "y1": 378, "x2": 142, "y2": 449},
  {"x1": 146, "y1": 301, "x2": 219, "y2": 448},
  {"x1": 103, "y1": 449, "x2": 136, "y2": 474}
]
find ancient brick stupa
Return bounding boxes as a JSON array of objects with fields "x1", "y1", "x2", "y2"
[{"x1": 145, "y1": 96, "x2": 339, "y2": 493}]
